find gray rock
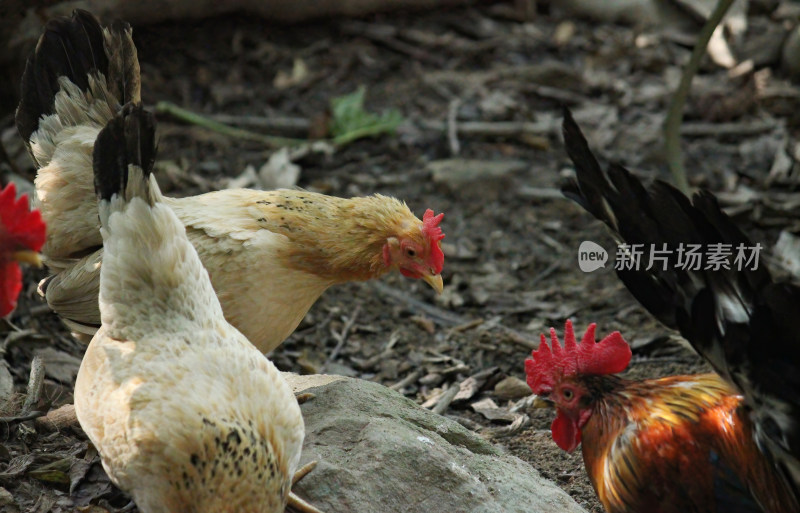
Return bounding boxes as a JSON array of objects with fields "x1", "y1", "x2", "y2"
[{"x1": 285, "y1": 374, "x2": 587, "y2": 513}]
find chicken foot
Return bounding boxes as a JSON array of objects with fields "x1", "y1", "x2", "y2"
[
  {"x1": 287, "y1": 461, "x2": 323, "y2": 513},
  {"x1": 295, "y1": 392, "x2": 315, "y2": 404},
  {"x1": 287, "y1": 392, "x2": 321, "y2": 513}
]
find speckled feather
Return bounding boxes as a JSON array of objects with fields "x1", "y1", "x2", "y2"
[{"x1": 74, "y1": 107, "x2": 303, "y2": 513}]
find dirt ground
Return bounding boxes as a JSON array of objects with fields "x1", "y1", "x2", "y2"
[{"x1": 2, "y1": 3, "x2": 799, "y2": 512}]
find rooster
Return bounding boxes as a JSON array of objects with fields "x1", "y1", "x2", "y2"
[
  {"x1": 75, "y1": 103, "x2": 321, "y2": 513},
  {"x1": 522, "y1": 111, "x2": 800, "y2": 512},
  {"x1": 0, "y1": 182, "x2": 46, "y2": 317},
  {"x1": 17, "y1": 10, "x2": 446, "y2": 353},
  {"x1": 526, "y1": 321, "x2": 797, "y2": 512}
]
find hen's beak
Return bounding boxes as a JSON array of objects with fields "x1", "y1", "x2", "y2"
[
  {"x1": 532, "y1": 396, "x2": 555, "y2": 409},
  {"x1": 12, "y1": 250, "x2": 43, "y2": 268},
  {"x1": 422, "y1": 273, "x2": 444, "y2": 294}
]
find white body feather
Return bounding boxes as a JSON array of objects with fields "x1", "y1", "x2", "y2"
[{"x1": 74, "y1": 170, "x2": 304, "y2": 513}]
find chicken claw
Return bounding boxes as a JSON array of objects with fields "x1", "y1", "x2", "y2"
[
  {"x1": 287, "y1": 461, "x2": 323, "y2": 513},
  {"x1": 295, "y1": 392, "x2": 315, "y2": 405}
]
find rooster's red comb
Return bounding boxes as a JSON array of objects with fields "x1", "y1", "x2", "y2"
[
  {"x1": 422, "y1": 209, "x2": 445, "y2": 274},
  {"x1": 1, "y1": 182, "x2": 46, "y2": 317},
  {"x1": 0, "y1": 183, "x2": 46, "y2": 253},
  {"x1": 525, "y1": 320, "x2": 631, "y2": 395}
]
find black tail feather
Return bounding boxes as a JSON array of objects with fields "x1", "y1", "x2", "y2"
[
  {"x1": 15, "y1": 9, "x2": 108, "y2": 145},
  {"x1": 561, "y1": 110, "x2": 773, "y2": 334},
  {"x1": 560, "y1": 108, "x2": 800, "y2": 496},
  {"x1": 93, "y1": 103, "x2": 156, "y2": 202}
]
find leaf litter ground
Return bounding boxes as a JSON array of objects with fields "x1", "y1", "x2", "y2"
[{"x1": 2, "y1": 4, "x2": 799, "y2": 512}]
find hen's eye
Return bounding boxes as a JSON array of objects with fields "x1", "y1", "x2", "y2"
[
  {"x1": 405, "y1": 248, "x2": 416, "y2": 257},
  {"x1": 563, "y1": 389, "x2": 574, "y2": 400}
]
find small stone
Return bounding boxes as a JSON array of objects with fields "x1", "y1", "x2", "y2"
[
  {"x1": 494, "y1": 376, "x2": 533, "y2": 401},
  {"x1": 0, "y1": 487, "x2": 15, "y2": 506}
]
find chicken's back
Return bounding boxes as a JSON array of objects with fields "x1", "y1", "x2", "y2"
[
  {"x1": 74, "y1": 105, "x2": 303, "y2": 513},
  {"x1": 77, "y1": 329, "x2": 302, "y2": 513},
  {"x1": 582, "y1": 373, "x2": 798, "y2": 513},
  {"x1": 17, "y1": 10, "x2": 139, "y2": 263}
]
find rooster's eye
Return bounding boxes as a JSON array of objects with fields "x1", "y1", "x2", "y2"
[
  {"x1": 563, "y1": 389, "x2": 574, "y2": 400},
  {"x1": 405, "y1": 248, "x2": 416, "y2": 257}
]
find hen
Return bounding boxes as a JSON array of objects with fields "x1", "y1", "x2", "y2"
[
  {"x1": 522, "y1": 111, "x2": 800, "y2": 512},
  {"x1": 75, "y1": 103, "x2": 320, "y2": 513},
  {"x1": 0, "y1": 182, "x2": 46, "y2": 317},
  {"x1": 17, "y1": 10, "x2": 445, "y2": 352}
]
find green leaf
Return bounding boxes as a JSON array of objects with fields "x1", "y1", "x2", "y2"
[
  {"x1": 28, "y1": 458, "x2": 71, "y2": 484},
  {"x1": 329, "y1": 86, "x2": 403, "y2": 145}
]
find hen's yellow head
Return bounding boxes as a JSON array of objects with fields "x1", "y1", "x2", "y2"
[{"x1": 382, "y1": 209, "x2": 445, "y2": 293}]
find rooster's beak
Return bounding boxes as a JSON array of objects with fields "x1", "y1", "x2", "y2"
[
  {"x1": 12, "y1": 250, "x2": 43, "y2": 268},
  {"x1": 532, "y1": 396, "x2": 555, "y2": 409},
  {"x1": 422, "y1": 274, "x2": 444, "y2": 294}
]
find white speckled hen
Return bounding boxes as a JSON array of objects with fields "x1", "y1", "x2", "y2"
[{"x1": 74, "y1": 104, "x2": 320, "y2": 513}]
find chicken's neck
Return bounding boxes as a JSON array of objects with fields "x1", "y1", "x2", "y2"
[
  {"x1": 582, "y1": 373, "x2": 734, "y2": 443},
  {"x1": 247, "y1": 190, "x2": 411, "y2": 283},
  {"x1": 580, "y1": 373, "x2": 737, "y2": 486}
]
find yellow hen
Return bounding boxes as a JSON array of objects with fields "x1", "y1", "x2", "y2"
[
  {"x1": 18, "y1": 10, "x2": 445, "y2": 353},
  {"x1": 75, "y1": 104, "x2": 319, "y2": 513}
]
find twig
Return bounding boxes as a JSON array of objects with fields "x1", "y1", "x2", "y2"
[
  {"x1": 528, "y1": 259, "x2": 562, "y2": 287},
  {"x1": 1, "y1": 328, "x2": 37, "y2": 355},
  {"x1": 0, "y1": 410, "x2": 46, "y2": 424},
  {"x1": 680, "y1": 120, "x2": 775, "y2": 137},
  {"x1": 418, "y1": 119, "x2": 553, "y2": 137},
  {"x1": 354, "y1": 332, "x2": 400, "y2": 370},
  {"x1": 22, "y1": 355, "x2": 44, "y2": 414},
  {"x1": 663, "y1": 0, "x2": 735, "y2": 194},
  {"x1": 500, "y1": 327, "x2": 539, "y2": 350},
  {"x1": 517, "y1": 187, "x2": 565, "y2": 200},
  {"x1": 340, "y1": 21, "x2": 447, "y2": 66},
  {"x1": 447, "y1": 99, "x2": 461, "y2": 155},
  {"x1": 519, "y1": 83, "x2": 588, "y2": 105},
  {"x1": 370, "y1": 281, "x2": 469, "y2": 326},
  {"x1": 155, "y1": 102, "x2": 306, "y2": 148},
  {"x1": 34, "y1": 404, "x2": 78, "y2": 432},
  {"x1": 432, "y1": 382, "x2": 461, "y2": 415},
  {"x1": 485, "y1": 414, "x2": 530, "y2": 438},
  {"x1": 446, "y1": 414, "x2": 483, "y2": 431},
  {"x1": 198, "y1": 113, "x2": 311, "y2": 135},
  {"x1": 323, "y1": 305, "x2": 361, "y2": 370},
  {"x1": 448, "y1": 318, "x2": 484, "y2": 334},
  {"x1": 390, "y1": 369, "x2": 423, "y2": 391}
]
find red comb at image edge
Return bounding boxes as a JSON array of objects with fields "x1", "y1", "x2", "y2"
[{"x1": 0, "y1": 183, "x2": 46, "y2": 317}]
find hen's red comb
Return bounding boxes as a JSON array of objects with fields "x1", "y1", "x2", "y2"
[
  {"x1": 422, "y1": 209, "x2": 445, "y2": 274},
  {"x1": 525, "y1": 320, "x2": 631, "y2": 395},
  {"x1": 0, "y1": 183, "x2": 46, "y2": 253}
]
